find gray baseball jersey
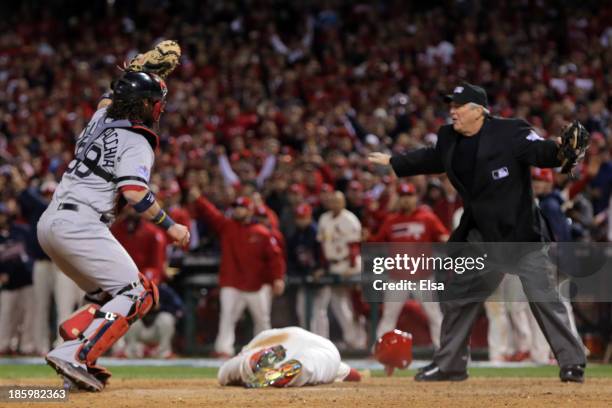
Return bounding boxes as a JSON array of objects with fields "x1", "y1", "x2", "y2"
[{"x1": 53, "y1": 107, "x2": 154, "y2": 217}]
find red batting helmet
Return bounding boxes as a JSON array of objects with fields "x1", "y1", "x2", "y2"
[{"x1": 374, "y1": 330, "x2": 413, "y2": 375}]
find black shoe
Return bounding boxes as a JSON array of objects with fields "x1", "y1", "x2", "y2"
[
  {"x1": 417, "y1": 362, "x2": 437, "y2": 373},
  {"x1": 414, "y1": 364, "x2": 468, "y2": 382},
  {"x1": 560, "y1": 364, "x2": 585, "y2": 383},
  {"x1": 46, "y1": 356, "x2": 104, "y2": 392}
]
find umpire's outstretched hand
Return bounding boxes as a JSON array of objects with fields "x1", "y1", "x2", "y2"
[{"x1": 368, "y1": 152, "x2": 391, "y2": 166}]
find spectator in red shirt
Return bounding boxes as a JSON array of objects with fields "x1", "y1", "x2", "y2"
[
  {"x1": 370, "y1": 182, "x2": 449, "y2": 348},
  {"x1": 254, "y1": 205, "x2": 285, "y2": 255},
  {"x1": 192, "y1": 193, "x2": 286, "y2": 356},
  {"x1": 426, "y1": 176, "x2": 463, "y2": 231},
  {"x1": 158, "y1": 180, "x2": 192, "y2": 234},
  {"x1": 253, "y1": 203, "x2": 286, "y2": 314},
  {"x1": 157, "y1": 180, "x2": 195, "y2": 258},
  {"x1": 252, "y1": 192, "x2": 280, "y2": 231},
  {"x1": 370, "y1": 183, "x2": 449, "y2": 243},
  {"x1": 111, "y1": 209, "x2": 168, "y2": 285}
]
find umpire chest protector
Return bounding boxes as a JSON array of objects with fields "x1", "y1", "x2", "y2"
[{"x1": 390, "y1": 116, "x2": 562, "y2": 242}]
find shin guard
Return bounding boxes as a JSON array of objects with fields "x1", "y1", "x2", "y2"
[
  {"x1": 77, "y1": 312, "x2": 130, "y2": 365},
  {"x1": 72, "y1": 275, "x2": 159, "y2": 368}
]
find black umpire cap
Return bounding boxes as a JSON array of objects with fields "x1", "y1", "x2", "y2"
[{"x1": 445, "y1": 82, "x2": 488, "y2": 106}]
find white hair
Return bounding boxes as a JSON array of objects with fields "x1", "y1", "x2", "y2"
[{"x1": 468, "y1": 102, "x2": 490, "y2": 116}]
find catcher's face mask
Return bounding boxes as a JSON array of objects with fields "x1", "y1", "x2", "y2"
[{"x1": 150, "y1": 74, "x2": 168, "y2": 122}]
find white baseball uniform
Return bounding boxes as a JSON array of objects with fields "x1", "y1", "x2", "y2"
[
  {"x1": 317, "y1": 209, "x2": 361, "y2": 276},
  {"x1": 315, "y1": 209, "x2": 366, "y2": 349},
  {"x1": 485, "y1": 274, "x2": 582, "y2": 363},
  {"x1": 32, "y1": 259, "x2": 83, "y2": 353},
  {"x1": 0, "y1": 286, "x2": 35, "y2": 354},
  {"x1": 37, "y1": 107, "x2": 155, "y2": 367},
  {"x1": 124, "y1": 312, "x2": 176, "y2": 358},
  {"x1": 218, "y1": 326, "x2": 351, "y2": 387}
]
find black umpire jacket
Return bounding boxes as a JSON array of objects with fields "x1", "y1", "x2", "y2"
[{"x1": 390, "y1": 116, "x2": 561, "y2": 242}]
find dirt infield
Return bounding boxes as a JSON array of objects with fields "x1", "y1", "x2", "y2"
[{"x1": 2, "y1": 377, "x2": 612, "y2": 408}]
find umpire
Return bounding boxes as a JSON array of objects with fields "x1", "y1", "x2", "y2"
[{"x1": 369, "y1": 83, "x2": 586, "y2": 382}]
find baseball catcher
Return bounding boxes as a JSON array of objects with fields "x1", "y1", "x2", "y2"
[{"x1": 38, "y1": 71, "x2": 190, "y2": 391}]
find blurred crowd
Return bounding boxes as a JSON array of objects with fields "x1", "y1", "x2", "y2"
[{"x1": 1, "y1": 0, "x2": 611, "y2": 360}]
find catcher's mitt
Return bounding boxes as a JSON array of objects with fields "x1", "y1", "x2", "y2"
[
  {"x1": 125, "y1": 40, "x2": 181, "y2": 79},
  {"x1": 557, "y1": 120, "x2": 590, "y2": 175}
]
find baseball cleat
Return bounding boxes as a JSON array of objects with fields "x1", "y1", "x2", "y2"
[
  {"x1": 249, "y1": 345, "x2": 287, "y2": 372},
  {"x1": 46, "y1": 356, "x2": 104, "y2": 392},
  {"x1": 245, "y1": 359, "x2": 303, "y2": 388}
]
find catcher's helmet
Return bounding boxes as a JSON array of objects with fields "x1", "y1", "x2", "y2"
[
  {"x1": 374, "y1": 330, "x2": 413, "y2": 376},
  {"x1": 112, "y1": 71, "x2": 167, "y2": 121}
]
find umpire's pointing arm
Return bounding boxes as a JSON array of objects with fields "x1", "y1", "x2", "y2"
[
  {"x1": 368, "y1": 141, "x2": 444, "y2": 177},
  {"x1": 511, "y1": 119, "x2": 562, "y2": 168}
]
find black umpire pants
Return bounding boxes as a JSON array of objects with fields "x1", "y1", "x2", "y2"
[{"x1": 433, "y1": 230, "x2": 586, "y2": 372}]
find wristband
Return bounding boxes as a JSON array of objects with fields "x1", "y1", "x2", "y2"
[
  {"x1": 133, "y1": 191, "x2": 156, "y2": 213},
  {"x1": 152, "y1": 209, "x2": 176, "y2": 230}
]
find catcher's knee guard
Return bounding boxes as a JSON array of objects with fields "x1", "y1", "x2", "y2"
[
  {"x1": 60, "y1": 275, "x2": 159, "y2": 367},
  {"x1": 128, "y1": 273, "x2": 159, "y2": 320},
  {"x1": 59, "y1": 304, "x2": 103, "y2": 341}
]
